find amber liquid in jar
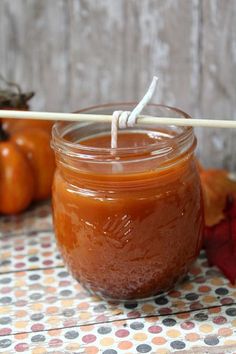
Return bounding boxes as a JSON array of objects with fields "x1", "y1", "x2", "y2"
[{"x1": 52, "y1": 104, "x2": 204, "y2": 300}]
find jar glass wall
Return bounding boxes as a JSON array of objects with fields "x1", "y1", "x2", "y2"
[{"x1": 51, "y1": 104, "x2": 204, "y2": 300}]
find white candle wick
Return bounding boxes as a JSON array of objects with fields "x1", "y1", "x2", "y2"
[{"x1": 111, "y1": 76, "x2": 158, "y2": 149}]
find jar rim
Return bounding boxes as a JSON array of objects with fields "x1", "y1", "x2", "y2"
[{"x1": 52, "y1": 103, "x2": 194, "y2": 160}]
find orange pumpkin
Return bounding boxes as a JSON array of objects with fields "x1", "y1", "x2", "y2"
[
  {"x1": 0, "y1": 123, "x2": 55, "y2": 214},
  {"x1": 2, "y1": 117, "x2": 53, "y2": 134},
  {"x1": 0, "y1": 76, "x2": 55, "y2": 214}
]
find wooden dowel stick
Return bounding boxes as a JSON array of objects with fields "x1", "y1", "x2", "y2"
[{"x1": 0, "y1": 109, "x2": 236, "y2": 129}]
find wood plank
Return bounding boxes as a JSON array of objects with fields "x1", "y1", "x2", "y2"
[
  {"x1": 66, "y1": 0, "x2": 201, "y2": 115},
  {"x1": 0, "y1": 0, "x2": 200, "y2": 112},
  {"x1": 0, "y1": 0, "x2": 70, "y2": 111},
  {"x1": 198, "y1": 0, "x2": 236, "y2": 169}
]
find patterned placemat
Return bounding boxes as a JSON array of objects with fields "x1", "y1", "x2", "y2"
[
  {"x1": 0, "y1": 201, "x2": 52, "y2": 237},
  {"x1": 0, "y1": 203, "x2": 236, "y2": 353}
]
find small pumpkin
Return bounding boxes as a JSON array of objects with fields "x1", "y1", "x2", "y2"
[
  {"x1": 0, "y1": 76, "x2": 55, "y2": 214},
  {"x1": 2, "y1": 117, "x2": 53, "y2": 134},
  {"x1": 0, "y1": 123, "x2": 55, "y2": 215}
]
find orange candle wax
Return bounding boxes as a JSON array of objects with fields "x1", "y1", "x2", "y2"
[{"x1": 52, "y1": 104, "x2": 204, "y2": 300}]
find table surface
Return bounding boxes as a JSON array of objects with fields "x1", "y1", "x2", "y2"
[{"x1": 0, "y1": 202, "x2": 236, "y2": 354}]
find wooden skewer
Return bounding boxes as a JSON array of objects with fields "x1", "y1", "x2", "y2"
[{"x1": 0, "y1": 109, "x2": 236, "y2": 129}]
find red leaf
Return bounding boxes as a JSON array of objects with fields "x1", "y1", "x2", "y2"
[{"x1": 204, "y1": 196, "x2": 236, "y2": 284}]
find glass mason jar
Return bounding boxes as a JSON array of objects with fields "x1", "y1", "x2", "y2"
[{"x1": 51, "y1": 103, "x2": 204, "y2": 300}]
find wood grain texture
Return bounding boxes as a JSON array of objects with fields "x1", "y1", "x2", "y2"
[
  {"x1": 0, "y1": 0, "x2": 235, "y2": 168},
  {"x1": 199, "y1": 0, "x2": 236, "y2": 169}
]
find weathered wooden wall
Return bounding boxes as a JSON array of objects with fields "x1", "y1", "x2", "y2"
[{"x1": 0, "y1": 0, "x2": 236, "y2": 168}]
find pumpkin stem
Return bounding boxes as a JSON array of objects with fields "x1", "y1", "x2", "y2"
[
  {"x1": 0, "y1": 122, "x2": 9, "y2": 142},
  {"x1": 0, "y1": 74, "x2": 34, "y2": 109},
  {"x1": 0, "y1": 74, "x2": 22, "y2": 94}
]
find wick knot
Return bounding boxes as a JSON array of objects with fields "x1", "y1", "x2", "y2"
[{"x1": 111, "y1": 76, "x2": 158, "y2": 149}]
